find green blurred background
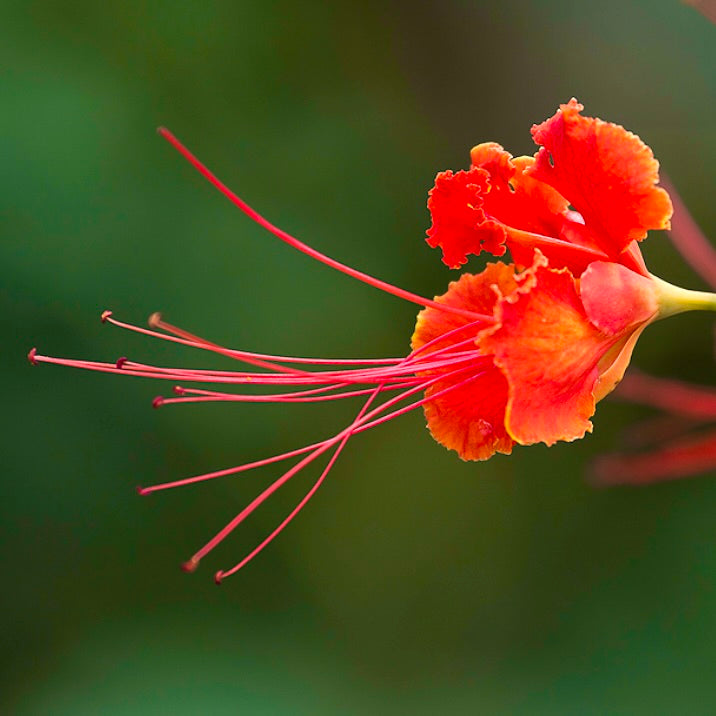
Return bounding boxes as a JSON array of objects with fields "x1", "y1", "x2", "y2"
[{"x1": 4, "y1": 1, "x2": 716, "y2": 713}]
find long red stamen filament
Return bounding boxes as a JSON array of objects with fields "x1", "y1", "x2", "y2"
[
  {"x1": 137, "y1": 363, "x2": 487, "y2": 496},
  {"x1": 158, "y1": 332, "x2": 481, "y2": 406},
  {"x1": 505, "y1": 225, "x2": 609, "y2": 264},
  {"x1": 214, "y1": 386, "x2": 382, "y2": 583},
  {"x1": 184, "y1": 365, "x2": 483, "y2": 577},
  {"x1": 503, "y1": 224, "x2": 647, "y2": 276},
  {"x1": 157, "y1": 127, "x2": 493, "y2": 323},
  {"x1": 160, "y1": 381, "x2": 421, "y2": 406},
  {"x1": 32, "y1": 304, "x2": 490, "y2": 510},
  {"x1": 405, "y1": 317, "x2": 485, "y2": 362},
  {"x1": 30, "y1": 347, "x2": 482, "y2": 387},
  {"x1": 150, "y1": 313, "x2": 405, "y2": 368},
  {"x1": 33, "y1": 300, "x2": 488, "y2": 579},
  {"x1": 105, "y1": 312, "x2": 307, "y2": 376},
  {"x1": 216, "y1": 369, "x2": 485, "y2": 581}
]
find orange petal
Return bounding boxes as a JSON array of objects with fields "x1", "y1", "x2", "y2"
[
  {"x1": 471, "y1": 144, "x2": 617, "y2": 275},
  {"x1": 421, "y1": 365, "x2": 514, "y2": 461},
  {"x1": 479, "y1": 258, "x2": 621, "y2": 446},
  {"x1": 529, "y1": 99, "x2": 673, "y2": 257},
  {"x1": 412, "y1": 264, "x2": 518, "y2": 460},
  {"x1": 471, "y1": 146, "x2": 569, "y2": 238},
  {"x1": 592, "y1": 325, "x2": 647, "y2": 402},
  {"x1": 426, "y1": 168, "x2": 507, "y2": 268}
]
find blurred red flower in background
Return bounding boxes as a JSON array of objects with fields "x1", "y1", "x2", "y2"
[{"x1": 593, "y1": 178, "x2": 716, "y2": 485}]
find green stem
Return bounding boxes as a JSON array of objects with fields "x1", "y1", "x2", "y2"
[{"x1": 652, "y1": 274, "x2": 716, "y2": 319}]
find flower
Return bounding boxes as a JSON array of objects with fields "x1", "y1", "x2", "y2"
[
  {"x1": 413, "y1": 98, "x2": 716, "y2": 461},
  {"x1": 30, "y1": 100, "x2": 716, "y2": 581}
]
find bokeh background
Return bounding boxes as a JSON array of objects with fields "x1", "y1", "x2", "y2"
[{"x1": 4, "y1": 0, "x2": 716, "y2": 713}]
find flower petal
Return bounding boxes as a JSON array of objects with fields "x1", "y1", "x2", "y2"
[
  {"x1": 412, "y1": 264, "x2": 518, "y2": 460},
  {"x1": 579, "y1": 262, "x2": 659, "y2": 335},
  {"x1": 479, "y1": 258, "x2": 620, "y2": 445},
  {"x1": 421, "y1": 366, "x2": 514, "y2": 461},
  {"x1": 592, "y1": 325, "x2": 647, "y2": 402},
  {"x1": 471, "y1": 144, "x2": 615, "y2": 275},
  {"x1": 530, "y1": 99, "x2": 673, "y2": 257},
  {"x1": 471, "y1": 145, "x2": 568, "y2": 240},
  {"x1": 426, "y1": 168, "x2": 507, "y2": 268}
]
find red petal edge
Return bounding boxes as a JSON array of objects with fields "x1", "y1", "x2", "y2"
[
  {"x1": 529, "y1": 98, "x2": 673, "y2": 257},
  {"x1": 426, "y1": 168, "x2": 507, "y2": 268}
]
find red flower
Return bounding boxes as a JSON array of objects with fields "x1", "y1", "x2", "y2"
[
  {"x1": 30, "y1": 101, "x2": 716, "y2": 580},
  {"x1": 416, "y1": 98, "x2": 686, "y2": 460}
]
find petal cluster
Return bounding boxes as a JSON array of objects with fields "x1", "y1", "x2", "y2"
[{"x1": 418, "y1": 99, "x2": 673, "y2": 460}]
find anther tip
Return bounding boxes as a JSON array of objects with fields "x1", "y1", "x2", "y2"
[
  {"x1": 28, "y1": 347, "x2": 38, "y2": 365},
  {"x1": 116, "y1": 356, "x2": 128, "y2": 369},
  {"x1": 181, "y1": 558, "x2": 199, "y2": 574},
  {"x1": 136, "y1": 485, "x2": 148, "y2": 496},
  {"x1": 152, "y1": 396, "x2": 164, "y2": 409},
  {"x1": 101, "y1": 310, "x2": 113, "y2": 323},
  {"x1": 173, "y1": 385, "x2": 185, "y2": 395},
  {"x1": 214, "y1": 570, "x2": 224, "y2": 586},
  {"x1": 148, "y1": 312, "x2": 162, "y2": 328}
]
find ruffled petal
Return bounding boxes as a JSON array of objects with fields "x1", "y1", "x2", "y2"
[
  {"x1": 479, "y1": 258, "x2": 621, "y2": 446},
  {"x1": 426, "y1": 168, "x2": 507, "y2": 268},
  {"x1": 412, "y1": 264, "x2": 518, "y2": 460},
  {"x1": 471, "y1": 145, "x2": 568, "y2": 239},
  {"x1": 529, "y1": 99, "x2": 673, "y2": 257},
  {"x1": 421, "y1": 366, "x2": 513, "y2": 461},
  {"x1": 471, "y1": 144, "x2": 613, "y2": 276}
]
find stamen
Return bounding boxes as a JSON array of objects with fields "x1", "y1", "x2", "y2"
[
  {"x1": 105, "y1": 312, "x2": 306, "y2": 376},
  {"x1": 138, "y1": 440, "x2": 326, "y2": 495},
  {"x1": 152, "y1": 312, "x2": 404, "y2": 366},
  {"x1": 184, "y1": 426, "x2": 347, "y2": 569},
  {"x1": 158, "y1": 381, "x2": 421, "y2": 407},
  {"x1": 106, "y1": 311, "x2": 406, "y2": 375},
  {"x1": 194, "y1": 365, "x2": 484, "y2": 579},
  {"x1": 504, "y1": 225, "x2": 610, "y2": 269},
  {"x1": 158, "y1": 127, "x2": 494, "y2": 323},
  {"x1": 31, "y1": 341, "x2": 481, "y2": 387},
  {"x1": 501, "y1": 224, "x2": 647, "y2": 277},
  {"x1": 35, "y1": 294, "x2": 490, "y2": 578},
  {"x1": 215, "y1": 386, "x2": 382, "y2": 582},
  {"x1": 405, "y1": 317, "x2": 486, "y2": 362}
]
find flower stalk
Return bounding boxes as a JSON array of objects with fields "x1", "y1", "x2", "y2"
[{"x1": 652, "y1": 275, "x2": 716, "y2": 319}]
